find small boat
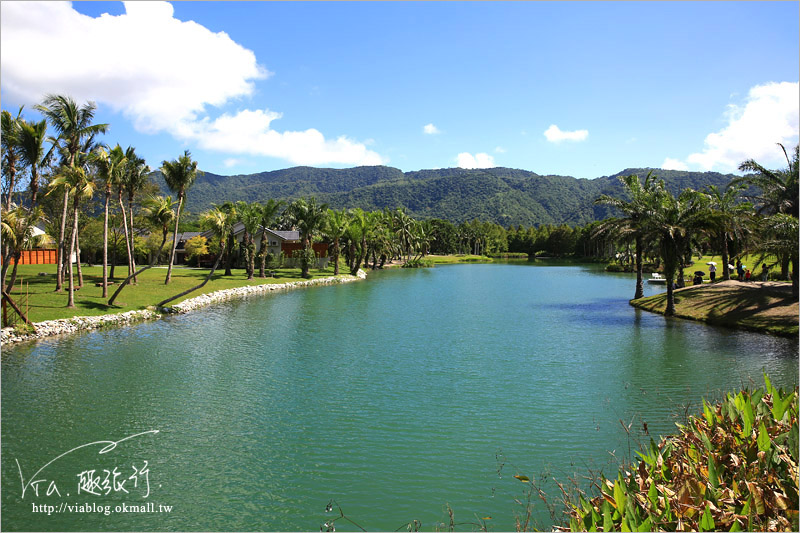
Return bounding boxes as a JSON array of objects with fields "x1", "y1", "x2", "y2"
[{"x1": 647, "y1": 273, "x2": 666, "y2": 284}]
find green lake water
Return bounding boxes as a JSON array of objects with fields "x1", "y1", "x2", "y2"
[{"x1": 2, "y1": 262, "x2": 797, "y2": 531}]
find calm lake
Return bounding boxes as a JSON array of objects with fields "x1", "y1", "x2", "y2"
[{"x1": 2, "y1": 262, "x2": 797, "y2": 531}]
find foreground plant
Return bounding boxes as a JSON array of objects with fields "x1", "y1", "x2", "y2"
[{"x1": 562, "y1": 376, "x2": 798, "y2": 532}]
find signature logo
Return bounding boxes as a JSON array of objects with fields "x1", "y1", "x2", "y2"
[{"x1": 15, "y1": 430, "x2": 159, "y2": 500}]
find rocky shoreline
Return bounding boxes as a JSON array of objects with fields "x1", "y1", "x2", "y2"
[{"x1": 1, "y1": 271, "x2": 366, "y2": 346}]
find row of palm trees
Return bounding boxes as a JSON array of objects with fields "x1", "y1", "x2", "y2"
[
  {"x1": 1, "y1": 94, "x2": 201, "y2": 308},
  {"x1": 594, "y1": 144, "x2": 798, "y2": 314}
]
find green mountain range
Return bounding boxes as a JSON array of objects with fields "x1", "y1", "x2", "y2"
[{"x1": 152, "y1": 165, "x2": 738, "y2": 227}]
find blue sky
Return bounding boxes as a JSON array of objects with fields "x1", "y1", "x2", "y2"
[{"x1": 2, "y1": 1, "x2": 798, "y2": 179}]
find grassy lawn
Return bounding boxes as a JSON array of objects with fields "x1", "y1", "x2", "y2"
[
  {"x1": 3, "y1": 263, "x2": 342, "y2": 324},
  {"x1": 427, "y1": 254, "x2": 493, "y2": 264},
  {"x1": 632, "y1": 280, "x2": 798, "y2": 336}
]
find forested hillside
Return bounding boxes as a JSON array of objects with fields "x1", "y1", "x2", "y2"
[{"x1": 152, "y1": 165, "x2": 737, "y2": 226}]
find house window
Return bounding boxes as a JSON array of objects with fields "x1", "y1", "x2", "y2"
[{"x1": 271, "y1": 241, "x2": 278, "y2": 246}]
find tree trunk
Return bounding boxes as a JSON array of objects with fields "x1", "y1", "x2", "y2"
[
  {"x1": 157, "y1": 249, "x2": 224, "y2": 308},
  {"x1": 664, "y1": 275, "x2": 676, "y2": 316},
  {"x1": 6, "y1": 251, "x2": 21, "y2": 294},
  {"x1": 75, "y1": 227, "x2": 83, "y2": 288},
  {"x1": 224, "y1": 232, "x2": 234, "y2": 276},
  {"x1": 259, "y1": 230, "x2": 268, "y2": 278},
  {"x1": 634, "y1": 235, "x2": 644, "y2": 299},
  {"x1": 67, "y1": 197, "x2": 80, "y2": 308},
  {"x1": 721, "y1": 234, "x2": 730, "y2": 281},
  {"x1": 55, "y1": 188, "x2": 70, "y2": 292},
  {"x1": 165, "y1": 193, "x2": 183, "y2": 284},
  {"x1": 129, "y1": 194, "x2": 138, "y2": 283},
  {"x1": 332, "y1": 238, "x2": 340, "y2": 276},
  {"x1": 109, "y1": 232, "x2": 168, "y2": 306},
  {"x1": 102, "y1": 190, "x2": 110, "y2": 297},
  {"x1": 118, "y1": 189, "x2": 134, "y2": 281}
]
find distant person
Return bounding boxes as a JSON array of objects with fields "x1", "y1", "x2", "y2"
[
  {"x1": 736, "y1": 260, "x2": 744, "y2": 280},
  {"x1": 761, "y1": 264, "x2": 770, "y2": 281},
  {"x1": 709, "y1": 263, "x2": 716, "y2": 282},
  {"x1": 693, "y1": 273, "x2": 703, "y2": 285},
  {"x1": 745, "y1": 269, "x2": 751, "y2": 282}
]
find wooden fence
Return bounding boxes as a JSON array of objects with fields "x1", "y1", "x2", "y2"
[{"x1": 6, "y1": 249, "x2": 57, "y2": 265}]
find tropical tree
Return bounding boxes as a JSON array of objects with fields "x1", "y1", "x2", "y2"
[
  {"x1": 16, "y1": 117, "x2": 51, "y2": 206},
  {"x1": 108, "y1": 195, "x2": 175, "y2": 306},
  {"x1": 323, "y1": 209, "x2": 350, "y2": 275},
  {"x1": 735, "y1": 144, "x2": 799, "y2": 279},
  {"x1": 649, "y1": 187, "x2": 710, "y2": 316},
  {"x1": 1, "y1": 205, "x2": 45, "y2": 292},
  {"x1": 238, "y1": 201, "x2": 262, "y2": 279},
  {"x1": 594, "y1": 172, "x2": 661, "y2": 299},
  {"x1": 48, "y1": 166, "x2": 96, "y2": 307},
  {"x1": 161, "y1": 150, "x2": 199, "y2": 284},
  {"x1": 705, "y1": 184, "x2": 753, "y2": 281},
  {"x1": 750, "y1": 214, "x2": 798, "y2": 299},
  {"x1": 123, "y1": 146, "x2": 151, "y2": 282},
  {"x1": 285, "y1": 197, "x2": 328, "y2": 278},
  {"x1": 201, "y1": 205, "x2": 234, "y2": 270},
  {"x1": 1, "y1": 107, "x2": 23, "y2": 210},
  {"x1": 35, "y1": 95, "x2": 108, "y2": 292},
  {"x1": 92, "y1": 146, "x2": 127, "y2": 297},
  {"x1": 257, "y1": 199, "x2": 284, "y2": 277},
  {"x1": 346, "y1": 208, "x2": 370, "y2": 275}
]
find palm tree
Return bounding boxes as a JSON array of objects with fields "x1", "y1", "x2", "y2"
[
  {"x1": 323, "y1": 209, "x2": 350, "y2": 275},
  {"x1": 649, "y1": 187, "x2": 710, "y2": 316},
  {"x1": 257, "y1": 199, "x2": 285, "y2": 277},
  {"x1": 108, "y1": 195, "x2": 175, "y2": 306},
  {"x1": 202, "y1": 205, "x2": 234, "y2": 268},
  {"x1": 735, "y1": 144, "x2": 799, "y2": 279},
  {"x1": 161, "y1": 150, "x2": 199, "y2": 284},
  {"x1": 17, "y1": 118, "x2": 51, "y2": 206},
  {"x1": 1, "y1": 205, "x2": 45, "y2": 293},
  {"x1": 346, "y1": 208, "x2": 369, "y2": 275},
  {"x1": 238, "y1": 201, "x2": 262, "y2": 279},
  {"x1": 750, "y1": 214, "x2": 798, "y2": 300},
  {"x1": 285, "y1": 197, "x2": 328, "y2": 278},
  {"x1": 48, "y1": 166, "x2": 96, "y2": 308},
  {"x1": 594, "y1": 172, "x2": 661, "y2": 299},
  {"x1": 35, "y1": 95, "x2": 108, "y2": 292},
  {"x1": 1, "y1": 107, "x2": 23, "y2": 210},
  {"x1": 705, "y1": 184, "x2": 753, "y2": 281},
  {"x1": 92, "y1": 146, "x2": 128, "y2": 297},
  {"x1": 123, "y1": 146, "x2": 151, "y2": 282}
]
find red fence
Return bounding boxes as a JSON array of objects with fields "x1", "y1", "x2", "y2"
[{"x1": 7, "y1": 249, "x2": 57, "y2": 265}]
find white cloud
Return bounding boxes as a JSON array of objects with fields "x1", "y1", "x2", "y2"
[
  {"x1": 223, "y1": 158, "x2": 243, "y2": 168},
  {"x1": 423, "y1": 123, "x2": 440, "y2": 135},
  {"x1": 494, "y1": 146, "x2": 507, "y2": 153},
  {"x1": 456, "y1": 152, "x2": 495, "y2": 169},
  {"x1": 683, "y1": 81, "x2": 799, "y2": 171},
  {"x1": 543, "y1": 124, "x2": 589, "y2": 143},
  {"x1": 0, "y1": 1, "x2": 384, "y2": 167},
  {"x1": 662, "y1": 157, "x2": 689, "y2": 171}
]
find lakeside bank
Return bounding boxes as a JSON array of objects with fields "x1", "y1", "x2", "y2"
[
  {"x1": 630, "y1": 279, "x2": 799, "y2": 337},
  {"x1": 1, "y1": 271, "x2": 366, "y2": 346}
]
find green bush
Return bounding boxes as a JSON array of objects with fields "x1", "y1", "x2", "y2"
[{"x1": 565, "y1": 376, "x2": 799, "y2": 532}]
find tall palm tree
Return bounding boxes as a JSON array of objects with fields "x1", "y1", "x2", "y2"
[
  {"x1": 202, "y1": 205, "x2": 234, "y2": 268},
  {"x1": 735, "y1": 144, "x2": 799, "y2": 279},
  {"x1": 649, "y1": 187, "x2": 710, "y2": 316},
  {"x1": 123, "y1": 146, "x2": 151, "y2": 282},
  {"x1": 750, "y1": 214, "x2": 798, "y2": 300},
  {"x1": 594, "y1": 172, "x2": 661, "y2": 299},
  {"x1": 323, "y1": 209, "x2": 350, "y2": 275},
  {"x1": 48, "y1": 166, "x2": 96, "y2": 308},
  {"x1": 108, "y1": 195, "x2": 176, "y2": 306},
  {"x1": 16, "y1": 118, "x2": 51, "y2": 206},
  {"x1": 92, "y1": 146, "x2": 128, "y2": 297},
  {"x1": 705, "y1": 184, "x2": 753, "y2": 281},
  {"x1": 238, "y1": 201, "x2": 262, "y2": 280},
  {"x1": 161, "y1": 150, "x2": 199, "y2": 284},
  {"x1": 35, "y1": 95, "x2": 108, "y2": 292},
  {"x1": 285, "y1": 197, "x2": 328, "y2": 278},
  {"x1": 257, "y1": 199, "x2": 285, "y2": 277},
  {"x1": 1, "y1": 107, "x2": 24, "y2": 210},
  {"x1": 346, "y1": 207, "x2": 369, "y2": 275}
]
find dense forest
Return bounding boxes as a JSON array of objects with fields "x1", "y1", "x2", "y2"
[{"x1": 150, "y1": 165, "x2": 738, "y2": 227}]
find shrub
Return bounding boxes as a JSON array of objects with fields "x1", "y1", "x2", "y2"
[{"x1": 563, "y1": 376, "x2": 799, "y2": 532}]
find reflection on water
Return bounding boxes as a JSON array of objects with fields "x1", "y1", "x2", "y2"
[{"x1": 2, "y1": 263, "x2": 797, "y2": 531}]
